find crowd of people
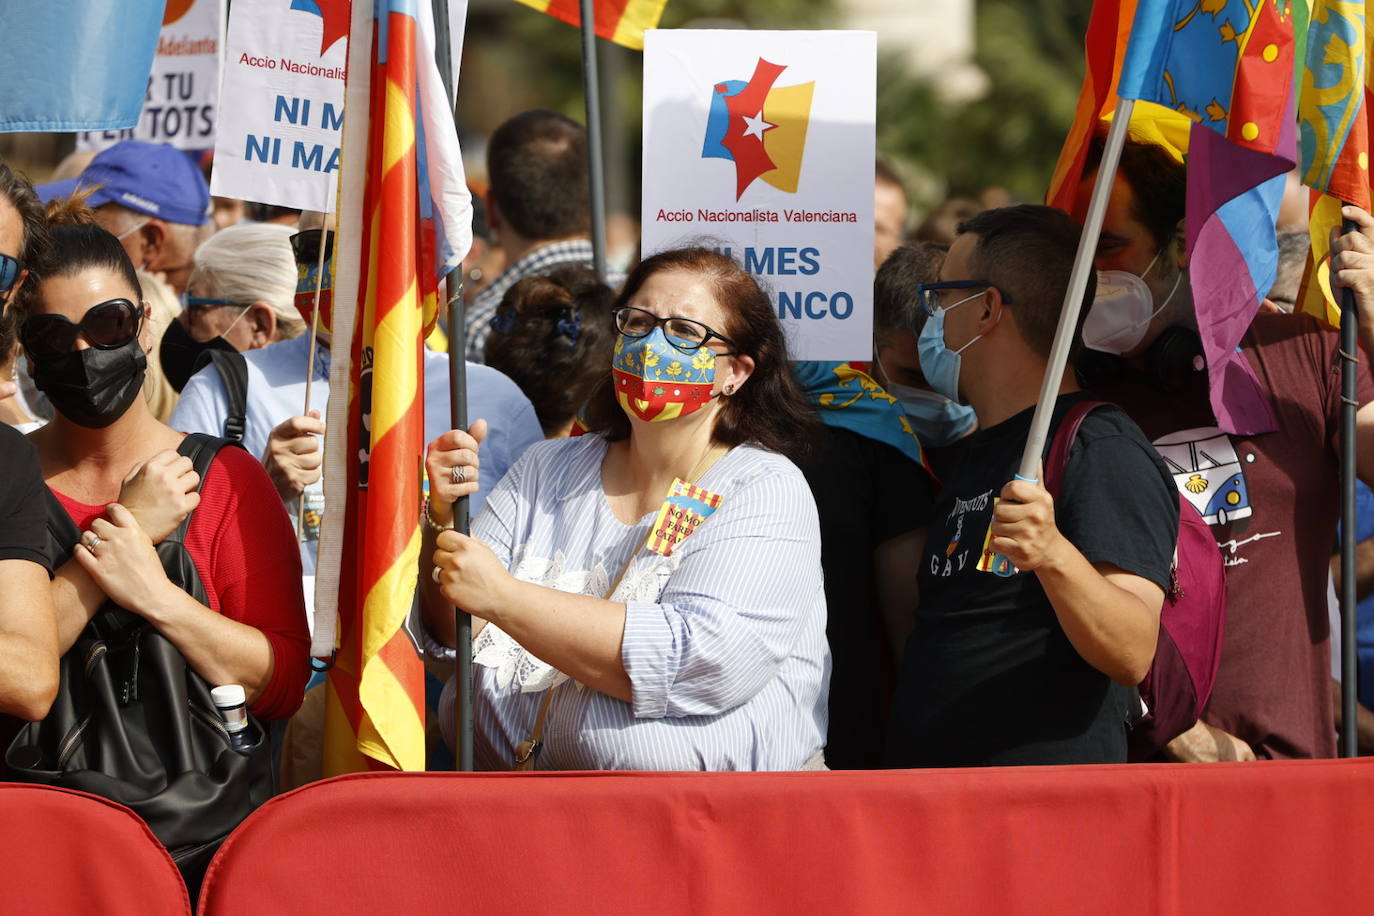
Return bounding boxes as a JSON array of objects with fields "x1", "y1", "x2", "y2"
[{"x1": 4, "y1": 105, "x2": 1374, "y2": 789}]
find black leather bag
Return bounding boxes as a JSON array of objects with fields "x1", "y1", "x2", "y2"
[{"x1": 5, "y1": 433, "x2": 274, "y2": 898}]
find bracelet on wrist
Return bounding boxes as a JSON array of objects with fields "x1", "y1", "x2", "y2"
[{"x1": 420, "y1": 496, "x2": 454, "y2": 535}]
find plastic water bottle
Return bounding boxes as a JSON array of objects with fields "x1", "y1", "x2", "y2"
[{"x1": 211, "y1": 685, "x2": 256, "y2": 752}]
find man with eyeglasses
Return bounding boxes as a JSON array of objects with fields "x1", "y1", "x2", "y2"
[
  {"x1": 0, "y1": 162, "x2": 59, "y2": 730},
  {"x1": 884, "y1": 204, "x2": 1179, "y2": 768}
]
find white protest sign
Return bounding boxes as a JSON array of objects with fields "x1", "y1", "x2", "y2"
[
  {"x1": 211, "y1": 0, "x2": 348, "y2": 212},
  {"x1": 76, "y1": 0, "x2": 224, "y2": 152},
  {"x1": 641, "y1": 30, "x2": 875, "y2": 361}
]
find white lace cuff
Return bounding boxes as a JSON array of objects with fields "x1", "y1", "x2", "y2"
[
  {"x1": 472, "y1": 623, "x2": 569, "y2": 694},
  {"x1": 470, "y1": 547, "x2": 684, "y2": 694}
]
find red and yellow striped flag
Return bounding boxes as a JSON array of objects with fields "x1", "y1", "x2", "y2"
[
  {"x1": 511, "y1": 0, "x2": 667, "y2": 50},
  {"x1": 322, "y1": 0, "x2": 436, "y2": 775}
]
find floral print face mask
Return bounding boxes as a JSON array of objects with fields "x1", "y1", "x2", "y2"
[{"x1": 611, "y1": 327, "x2": 719, "y2": 422}]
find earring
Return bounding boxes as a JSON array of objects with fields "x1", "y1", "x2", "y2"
[{"x1": 724, "y1": 384, "x2": 735, "y2": 396}]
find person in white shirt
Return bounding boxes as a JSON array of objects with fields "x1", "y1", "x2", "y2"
[
  {"x1": 169, "y1": 221, "x2": 543, "y2": 575},
  {"x1": 170, "y1": 328, "x2": 543, "y2": 575}
]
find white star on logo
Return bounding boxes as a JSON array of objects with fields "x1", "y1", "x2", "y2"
[{"x1": 741, "y1": 110, "x2": 775, "y2": 140}]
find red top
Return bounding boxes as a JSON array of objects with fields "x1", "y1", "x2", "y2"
[{"x1": 54, "y1": 445, "x2": 310, "y2": 721}]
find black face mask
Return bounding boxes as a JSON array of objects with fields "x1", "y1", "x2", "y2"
[
  {"x1": 159, "y1": 317, "x2": 237, "y2": 393},
  {"x1": 31, "y1": 338, "x2": 147, "y2": 429}
]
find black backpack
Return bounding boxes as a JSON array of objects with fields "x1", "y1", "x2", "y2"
[{"x1": 5, "y1": 433, "x2": 274, "y2": 899}]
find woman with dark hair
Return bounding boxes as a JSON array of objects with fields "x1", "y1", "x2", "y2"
[
  {"x1": 422, "y1": 247, "x2": 829, "y2": 770},
  {"x1": 483, "y1": 267, "x2": 615, "y2": 437},
  {"x1": 15, "y1": 200, "x2": 309, "y2": 723}
]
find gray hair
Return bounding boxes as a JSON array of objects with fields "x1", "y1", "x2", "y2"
[{"x1": 189, "y1": 222, "x2": 305, "y2": 339}]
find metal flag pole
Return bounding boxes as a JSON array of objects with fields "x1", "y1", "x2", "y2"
[
  {"x1": 297, "y1": 182, "x2": 333, "y2": 541},
  {"x1": 430, "y1": 0, "x2": 474, "y2": 773},
  {"x1": 447, "y1": 278, "x2": 473, "y2": 772},
  {"x1": 1014, "y1": 98, "x2": 1135, "y2": 481},
  {"x1": 579, "y1": 0, "x2": 609, "y2": 281},
  {"x1": 1340, "y1": 213, "x2": 1359, "y2": 759}
]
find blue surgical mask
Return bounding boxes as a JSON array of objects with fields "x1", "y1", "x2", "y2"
[
  {"x1": 916, "y1": 297, "x2": 982, "y2": 404},
  {"x1": 887, "y1": 381, "x2": 977, "y2": 447}
]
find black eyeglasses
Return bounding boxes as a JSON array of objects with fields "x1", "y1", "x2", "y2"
[
  {"x1": 0, "y1": 253, "x2": 22, "y2": 295},
  {"x1": 21, "y1": 298, "x2": 145, "y2": 358},
  {"x1": 613, "y1": 306, "x2": 738, "y2": 354},
  {"x1": 184, "y1": 295, "x2": 250, "y2": 313},
  {"x1": 290, "y1": 229, "x2": 333, "y2": 267},
  {"x1": 916, "y1": 280, "x2": 1013, "y2": 318}
]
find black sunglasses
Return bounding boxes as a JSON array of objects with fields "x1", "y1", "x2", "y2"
[
  {"x1": 290, "y1": 229, "x2": 333, "y2": 267},
  {"x1": 21, "y1": 298, "x2": 145, "y2": 358},
  {"x1": 0, "y1": 253, "x2": 22, "y2": 295}
]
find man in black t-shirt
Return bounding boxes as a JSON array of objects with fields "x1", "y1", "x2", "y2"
[
  {"x1": 0, "y1": 162, "x2": 58, "y2": 724},
  {"x1": 886, "y1": 205, "x2": 1178, "y2": 767}
]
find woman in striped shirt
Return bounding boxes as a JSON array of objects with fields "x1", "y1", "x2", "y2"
[{"x1": 422, "y1": 247, "x2": 830, "y2": 770}]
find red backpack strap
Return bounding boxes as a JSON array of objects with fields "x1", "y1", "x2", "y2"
[{"x1": 1043, "y1": 401, "x2": 1113, "y2": 500}]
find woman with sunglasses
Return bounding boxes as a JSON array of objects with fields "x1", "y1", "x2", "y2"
[
  {"x1": 16, "y1": 201, "x2": 310, "y2": 724},
  {"x1": 422, "y1": 247, "x2": 830, "y2": 770}
]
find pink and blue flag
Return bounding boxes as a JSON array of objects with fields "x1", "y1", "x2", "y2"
[
  {"x1": 0, "y1": 0, "x2": 164, "y2": 133},
  {"x1": 1118, "y1": 0, "x2": 1298, "y2": 435}
]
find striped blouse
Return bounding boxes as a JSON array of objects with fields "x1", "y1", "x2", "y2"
[{"x1": 439, "y1": 433, "x2": 830, "y2": 770}]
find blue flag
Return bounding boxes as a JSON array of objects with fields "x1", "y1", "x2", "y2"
[{"x1": 0, "y1": 1, "x2": 164, "y2": 132}]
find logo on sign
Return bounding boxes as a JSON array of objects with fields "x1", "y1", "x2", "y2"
[
  {"x1": 290, "y1": 0, "x2": 351, "y2": 55},
  {"x1": 702, "y1": 58, "x2": 814, "y2": 200},
  {"x1": 164, "y1": 0, "x2": 196, "y2": 25}
]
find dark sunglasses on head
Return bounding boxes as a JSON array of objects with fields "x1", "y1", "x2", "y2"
[
  {"x1": 20, "y1": 298, "x2": 144, "y2": 359},
  {"x1": 290, "y1": 229, "x2": 333, "y2": 267},
  {"x1": 0, "y1": 253, "x2": 23, "y2": 295}
]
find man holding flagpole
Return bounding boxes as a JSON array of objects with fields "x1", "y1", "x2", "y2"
[{"x1": 885, "y1": 205, "x2": 1179, "y2": 769}]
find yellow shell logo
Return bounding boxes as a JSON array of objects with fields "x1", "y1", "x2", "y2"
[{"x1": 1184, "y1": 474, "x2": 1209, "y2": 494}]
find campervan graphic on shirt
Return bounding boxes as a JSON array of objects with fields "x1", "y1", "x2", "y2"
[
  {"x1": 1153, "y1": 427, "x2": 1254, "y2": 528},
  {"x1": 1152, "y1": 426, "x2": 1280, "y2": 567}
]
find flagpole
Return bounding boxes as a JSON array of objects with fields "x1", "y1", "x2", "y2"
[
  {"x1": 1340, "y1": 214, "x2": 1359, "y2": 759},
  {"x1": 447, "y1": 278, "x2": 474, "y2": 772},
  {"x1": 431, "y1": 0, "x2": 475, "y2": 773},
  {"x1": 579, "y1": 0, "x2": 609, "y2": 281},
  {"x1": 1014, "y1": 98, "x2": 1134, "y2": 482},
  {"x1": 297, "y1": 187, "x2": 333, "y2": 541}
]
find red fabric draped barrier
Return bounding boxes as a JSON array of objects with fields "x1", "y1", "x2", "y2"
[
  {"x1": 0, "y1": 783, "x2": 191, "y2": 915},
  {"x1": 197, "y1": 759, "x2": 1374, "y2": 914}
]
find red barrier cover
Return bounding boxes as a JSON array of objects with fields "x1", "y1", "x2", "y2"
[
  {"x1": 0, "y1": 783, "x2": 191, "y2": 915},
  {"x1": 200, "y1": 759, "x2": 1374, "y2": 914}
]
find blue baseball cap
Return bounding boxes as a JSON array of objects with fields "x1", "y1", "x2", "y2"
[{"x1": 36, "y1": 141, "x2": 209, "y2": 226}]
